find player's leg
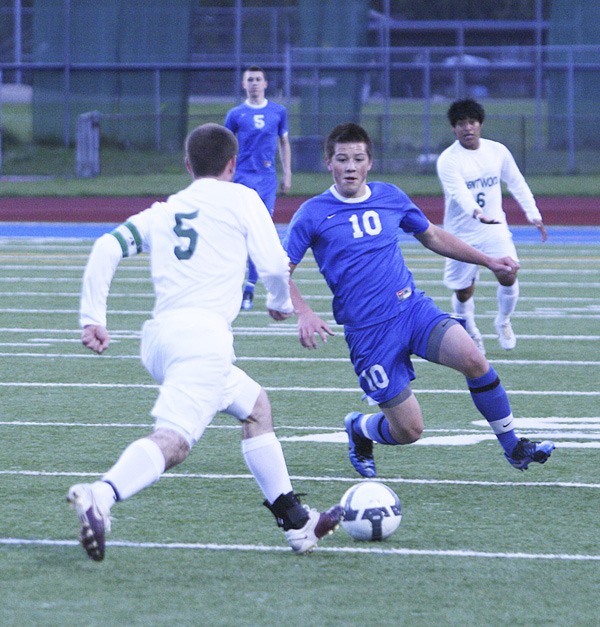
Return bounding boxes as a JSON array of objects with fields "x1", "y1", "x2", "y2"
[
  {"x1": 428, "y1": 317, "x2": 554, "y2": 469},
  {"x1": 482, "y1": 228, "x2": 520, "y2": 350},
  {"x1": 444, "y1": 258, "x2": 485, "y2": 354},
  {"x1": 343, "y1": 315, "x2": 423, "y2": 477},
  {"x1": 67, "y1": 314, "x2": 228, "y2": 560},
  {"x1": 242, "y1": 176, "x2": 277, "y2": 311},
  {"x1": 222, "y1": 367, "x2": 341, "y2": 554},
  {"x1": 495, "y1": 278, "x2": 519, "y2": 350}
]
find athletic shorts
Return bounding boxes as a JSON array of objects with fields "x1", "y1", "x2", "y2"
[
  {"x1": 234, "y1": 171, "x2": 277, "y2": 215},
  {"x1": 344, "y1": 291, "x2": 449, "y2": 405},
  {"x1": 443, "y1": 226, "x2": 518, "y2": 290},
  {"x1": 140, "y1": 308, "x2": 260, "y2": 446}
]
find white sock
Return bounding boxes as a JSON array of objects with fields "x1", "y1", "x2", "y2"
[
  {"x1": 102, "y1": 438, "x2": 166, "y2": 501},
  {"x1": 496, "y1": 281, "x2": 519, "y2": 323},
  {"x1": 242, "y1": 432, "x2": 293, "y2": 504},
  {"x1": 452, "y1": 293, "x2": 478, "y2": 334},
  {"x1": 91, "y1": 480, "x2": 118, "y2": 512}
]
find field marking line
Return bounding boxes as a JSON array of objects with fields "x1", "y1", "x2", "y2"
[
  {"x1": 1, "y1": 538, "x2": 599, "y2": 561},
  {"x1": 0, "y1": 382, "x2": 598, "y2": 395},
  {"x1": 2, "y1": 469, "x2": 600, "y2": 490},
  {"x1": 0, "y1": 352, "x2": 599, "y2": 367}
]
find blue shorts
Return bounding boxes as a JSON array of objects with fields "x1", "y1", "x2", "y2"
[
  {"x1": 234, "y1": 171, "x2": 277, "y2": 214},
  {"x1": 344, "y1": 290, "x2": 450, "y2": 405}
]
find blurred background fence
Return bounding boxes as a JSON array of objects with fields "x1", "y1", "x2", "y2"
[{"x1": 1, "y1": 1, "x2": 599, "y2": 177}]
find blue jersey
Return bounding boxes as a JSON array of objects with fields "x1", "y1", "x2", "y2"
[
  {"x1": 224, "y1": 100, "x2": 288, "y2": 177},
  {"x1": 284, "y1": 182, "x2": 431, "y2": 329}
]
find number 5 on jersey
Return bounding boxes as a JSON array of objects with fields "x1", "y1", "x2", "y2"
[{"x1": 174, "y1": 211, "x2": 199, "y2": 260}]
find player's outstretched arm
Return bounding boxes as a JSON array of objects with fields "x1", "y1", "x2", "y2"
[
  {"x1": 81, "y1": 324, "x2": 110, "y2": 354},
  {"x1": 415, "y1": 224, "x2": 519, "y2": 277}
]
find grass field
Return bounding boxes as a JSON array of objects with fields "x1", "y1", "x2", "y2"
[{"x1": 1, "y1": 232, "x2": 600, "y2": 625}]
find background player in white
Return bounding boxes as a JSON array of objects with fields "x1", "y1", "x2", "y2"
[
  {"x1": 436, "y1": 98, "x2": 547, "y2": 354},
  {"x1": 284, "y1": 122, "x2": 554, "y2": 479},
  {"x1": 225, "y1": 65, "x2": 292, "y2": 311},
  {"x1": 67, "y1": 124, "x2": 341, "y2": 561}
]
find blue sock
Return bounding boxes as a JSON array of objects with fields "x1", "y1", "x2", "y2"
[
  {"x1": 466, "y1": 367, "x2": 519, "y2": 455},
  {"x1": 354, "y1": 412, "x2": 399, "y2": 445}
]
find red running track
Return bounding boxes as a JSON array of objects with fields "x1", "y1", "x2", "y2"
[{"x1": 0, "y1": 195, "x2": 597, "y2": 225}]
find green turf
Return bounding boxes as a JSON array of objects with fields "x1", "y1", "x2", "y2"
[{"x1": 0, "y1": 237, "x2": 599, "y2": 625}]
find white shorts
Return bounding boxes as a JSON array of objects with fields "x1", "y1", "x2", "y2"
[
  {"x1": 443, "y1": 227, "x2": 518, "y2": 290},
  {"x1": 140, "y1": 308, "x2": 260, "y2": 446}
]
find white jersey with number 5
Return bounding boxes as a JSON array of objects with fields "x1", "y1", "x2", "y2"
[
  {"x1": 436, "y1": 137, "x2": 542, "y2": 243},
  {"x1": 80, "y1": 178, "x2": 292, "y2": 328}
]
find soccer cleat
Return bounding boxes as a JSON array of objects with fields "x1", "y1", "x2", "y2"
[
  {"x1": 505, "y1": 437, "x2": 555, "y2": 471},
  {"x1": 66, "y1": 483, "x2": 112, "y2": 561},
  {"x1": 469, "y1": 329, "x2": 486, "y2": 355},
  {"x1": 344, "y1": 412, "x2": 377, "y2": 478},
  {"x1": 495, "y1": 317, "x2": 516, "y2": 350},
  {"x1": 241, "y1": 289, "x2": 254, "y2": 311},
  {"x1": 285, "y1": 504, "x2": 343, "y2": 554}
]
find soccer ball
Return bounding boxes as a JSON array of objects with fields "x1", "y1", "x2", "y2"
[{"x1": 340, "y1": 481, "x2": 402, "y2": 541}]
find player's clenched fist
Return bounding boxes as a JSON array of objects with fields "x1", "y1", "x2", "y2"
[{"x1": 81, "y1": 324, "x2": 110, "y2": 354}]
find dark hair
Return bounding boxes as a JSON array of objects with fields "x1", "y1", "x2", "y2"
[
  {"x1": 244, "y1": 65, "x2": 266, "y2": 79},
  {"x1": 447, "y1": 99, "x2": 485, "y2": 126},
  {"x1": 185, "y1": 123, "x2": 238, "y2": 177},
  {"x1": 324, "y1": 123, "x2": 373, "y2": 161}
]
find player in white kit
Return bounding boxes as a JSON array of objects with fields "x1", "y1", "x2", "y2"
[
  {"x1": 437, "y1": 99, "x2": 547, "y2": 353},
  {"x1": 67, "y1": 124, "x2": 341, "y2": 561}
]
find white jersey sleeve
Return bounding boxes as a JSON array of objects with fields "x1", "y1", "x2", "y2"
[
  {"x1": 79, "y1": 232, "x2": 125, "y2": 327},
  {"x1": 500, "y1": 147, "x2": 543, "y2": 223},
  {"x1": 436, "y1": 143, "x2": 482, "y2": 221},
  {"x1": 241, "y1": 189, "x2": 293, "y2": 314}
]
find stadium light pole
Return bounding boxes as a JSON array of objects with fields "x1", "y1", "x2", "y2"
[
  {"x1": 234, "y1": 0, "x2": 242, "y2": 98},
  {"x1": 14, "y1": 0, "x2": 22, "y2": 85},
  {"x1": 63, "y1": 0, "x2": 71, "y2": 148}
]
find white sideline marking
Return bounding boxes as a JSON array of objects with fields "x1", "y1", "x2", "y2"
[
  {"x1": 0, "y1": 352, "x2": 599, "y2": 367},
  {"x1": 1, "y1": 538, "x2": 599, "y2": 561},
  {"x1": 0, "y1": 382, "x2": 598, "y2": 396},
  {"x1": 2, "y1": 469, "x2": 600, "y2": 490}
]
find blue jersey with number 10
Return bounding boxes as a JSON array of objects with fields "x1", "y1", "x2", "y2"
[{"x1": 284, "y1": 182, "x2": 431, "y2": 329}]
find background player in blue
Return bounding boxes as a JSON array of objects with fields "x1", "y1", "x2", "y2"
[
  {"x1": 225, "y1": 65, "x2": 292, "y2": 310},
  {"x1": 283, "y1": 123, "x2": 554, "y2": 477}
]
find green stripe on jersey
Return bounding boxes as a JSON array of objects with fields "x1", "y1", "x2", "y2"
[
  {"x1": 111, "y1": 230, "x2": 129, "y2": 257},
  {"x1": 110, "y1": 221, "x2": 143, "y2": 258},
  {"x1": 124, "y1": 221, "x2": 143, "y2": 253}
]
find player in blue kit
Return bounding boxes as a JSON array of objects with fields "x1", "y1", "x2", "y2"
[
  {"x1": 225, "y1": 66, "x2": 292, "y2": 310},
  {"x1": 283, "y1": 123, "x2": 555, "y2": 476}
]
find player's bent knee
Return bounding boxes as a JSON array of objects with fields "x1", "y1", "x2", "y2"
[
  {"x1": 149, "y1": 428, "x2": 190, "y2": 469},
  {"x1": 390, "y1": 422, "x2": 423, "y2": 444},
  {"x1": 242, "y1": 388, "x2": 275, "y2": 437}
]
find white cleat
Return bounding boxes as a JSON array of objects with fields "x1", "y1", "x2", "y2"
[
  {"x1": 66, "y1": 483, "x2": 112, "y2": 561},
  {"x1": 469, "y1": 329, "x2": 486, "y2": 355},
  {"x1": 495, "y1": 317, "x2": 516, "y2": 350},
  {"x1": 285, "y1": 505, "x2": 343, "y2": 555}
]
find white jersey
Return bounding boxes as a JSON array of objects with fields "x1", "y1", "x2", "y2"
[
  {"x1": 436, "y1": 138, "x2": 542, "y2": 243},
  {"x1": 80, "y1": 177, "x2": 292, "y2": 328}
]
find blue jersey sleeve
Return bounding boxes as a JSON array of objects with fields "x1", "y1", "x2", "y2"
[
  {"x1": 224, "y1": 108, "x2": 237, "y2": 133},
  {"x1": 283, "y1": 201, "x2": 313, "y2": 265},
  {"x1": 395, "y1": 188, "x2": 431, "y2": 235},
  {"x1": 278, "y1": 106, "x2": 289, "y2": 138}
]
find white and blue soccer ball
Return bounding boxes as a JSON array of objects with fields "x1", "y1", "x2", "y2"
[{"x1": 340, "y1": 481, "x2": 402, "y2": 541}]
